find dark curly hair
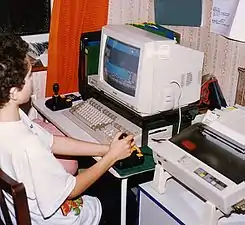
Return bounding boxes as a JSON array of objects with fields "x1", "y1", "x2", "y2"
[{"x1": 0, "y1": 35, "x2": 29, "y2": 109}]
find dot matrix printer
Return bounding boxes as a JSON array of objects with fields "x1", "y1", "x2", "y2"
[{"x1": 150, "y1": 107, "x2": 245, "y2": 225}]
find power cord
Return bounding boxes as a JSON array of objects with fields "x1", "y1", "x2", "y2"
[{"x1": 170, "y1": 81, "x2": 182, "y2": 134}]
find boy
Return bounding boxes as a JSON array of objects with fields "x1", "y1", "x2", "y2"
[{"x1": 0, "y1": 35, "x2": 134, "y2": 224}]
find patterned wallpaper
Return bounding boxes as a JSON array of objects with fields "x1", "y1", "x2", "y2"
[{"x1": 108, "y1": 0, "x2": 245, "y2": 105}]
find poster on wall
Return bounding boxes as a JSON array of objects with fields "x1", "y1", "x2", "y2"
[
  {"x1": 211, "y1": 0, "x2": 245, "y2": 42},
  {"x1": 154, "y1": 0, "x2": 203, "y2": 27}
]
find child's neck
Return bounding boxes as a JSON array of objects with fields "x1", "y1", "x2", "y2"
[{"x1": 0, "y1": 104, "x2": 20, "y2": 122}]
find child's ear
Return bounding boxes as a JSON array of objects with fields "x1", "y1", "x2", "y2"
[{"x1": 9, "y1": 87, "x2": 18, "y2": 101}]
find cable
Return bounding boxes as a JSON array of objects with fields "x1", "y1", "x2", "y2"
[
  {"x1": 170, "y1": 81, "x2": 182, "y2": 134},
  {"x1": 177, "y1": 103, "x2": 182, "y2": 134}
]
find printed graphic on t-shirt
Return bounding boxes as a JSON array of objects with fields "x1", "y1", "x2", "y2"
[{"x1": 61, "y1": 197, "x2": 83, "y2": 216}]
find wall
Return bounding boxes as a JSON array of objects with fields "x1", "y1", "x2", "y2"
[
  {"x1": 108, "y1": 0, "x2": 245, "y2": 105},
  {"x1": 32, "y1": 0, "x2": 245, "y2": 105}
]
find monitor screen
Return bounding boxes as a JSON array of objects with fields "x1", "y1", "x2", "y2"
[{"x1": 103, "y1": 37, "x2": 140, "y2": 97}]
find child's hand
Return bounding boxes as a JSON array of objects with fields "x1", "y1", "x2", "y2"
[{"x1": 107, "y1": 132, "x2": 135, "y2": 162}]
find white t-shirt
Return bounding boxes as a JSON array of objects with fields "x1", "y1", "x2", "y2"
[{"x1": 0, "y1": 109, "x2": 101, "y2": 225}]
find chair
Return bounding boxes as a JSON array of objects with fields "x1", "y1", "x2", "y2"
[{"x1": 0, "y1": 168, "x2": 31, "y2": 225}]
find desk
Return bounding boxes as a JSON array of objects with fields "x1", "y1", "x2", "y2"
[
  {"x1": 33, "y1": 96, "x2": 155, "y2": 225},
  {"x1": 138, "y1": 180, "x2": 245, "y2": 225},
  {"x1": 138, "y1": 180, "x2": 204, "y2": 225}
]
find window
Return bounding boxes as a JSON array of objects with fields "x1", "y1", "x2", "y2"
[{"x1": 0, "y1": 0, "x2": 51, "y2": 35}]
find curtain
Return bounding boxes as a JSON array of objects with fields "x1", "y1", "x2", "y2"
[{"x1": 46, "y1": 0, "x2": 109, "y2": 96}]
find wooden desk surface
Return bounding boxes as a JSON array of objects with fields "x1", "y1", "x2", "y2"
[
  {"x1": 31, "y1": 58, "x2": 47, "y2": 72},
  {"x1": 32, "y1": 65, "x2": 47, "y2": 72}
]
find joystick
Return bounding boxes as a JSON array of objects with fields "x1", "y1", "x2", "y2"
[
  {"x1": 53, "y1": 83, "x2": 59, "y2": 96},
  {"x1": 45, "y1": 83, "x2": 72, "y2": 111},
  {"x1": 114, "y1": 133, "x2": 144, "y2": 169}
]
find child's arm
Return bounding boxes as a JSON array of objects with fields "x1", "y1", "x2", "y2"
[
  {"x1": 51, "y1": 135, "x2": 110, "y2": 157},
  {"x1": 68, "y1": 133, "x2": 134, "y2": 199}
]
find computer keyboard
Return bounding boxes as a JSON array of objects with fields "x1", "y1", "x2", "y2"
[{"x1": 62, "y1": 98, "x2": 141, "y2": 144}]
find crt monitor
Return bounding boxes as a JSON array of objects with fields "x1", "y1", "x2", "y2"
[{"x1": 88, "y1": 24, "x2": 204, "y2": 116}]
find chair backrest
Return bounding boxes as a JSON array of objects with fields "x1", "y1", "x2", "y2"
[{"x1": 0, "y1": 168, "x2": 31, "y2": 225}]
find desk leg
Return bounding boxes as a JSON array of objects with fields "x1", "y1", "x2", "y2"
[{"x1": 121, "y1": 178, "x2": 128, "y2": 225}]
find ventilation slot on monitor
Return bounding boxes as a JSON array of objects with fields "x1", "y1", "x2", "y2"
[
  {"x1": 180, "y1": 72, "x2": 193, "y2": 87},
  {"x1": 186, "y1": 72, "x2": 193, "y2": 86}
]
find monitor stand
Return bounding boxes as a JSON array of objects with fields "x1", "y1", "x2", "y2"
[{"x1": 82, "y1": 85, "x2": 198, "y2": 146}]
